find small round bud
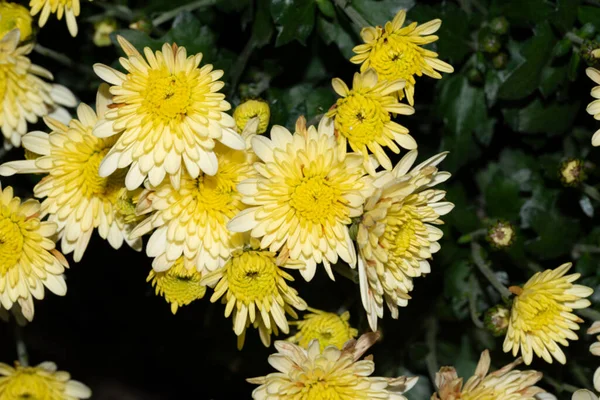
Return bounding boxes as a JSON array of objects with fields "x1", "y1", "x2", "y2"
[
  {"x1": 467, "y1": 68, "x2": 484, "y2": 85},
  {"x1": 233, "y1": 99, "x2": 271, "y2": 134},
  {"x1": 93, "y1": 19, "x2": 117, "y2": 47},
  {"x1": 484, "y1": 304, "x2": 510, "y2": 336},
  {"x1": 480, "y1": 33, "x2": 502, "y2": 54},
  {"x1": 559, "y1": 158, "x2": 586, "y2": 187},
  {"x1": 487, "y1": 220, "x2": 515, "y2": 249},
  {"x1": 492, "y1": 52, "x2": 509, "y2": 69},
  {"x1": 129, "y1": 18, "x2": 153, "y2": 34},
  {"x1": 0, "y1": 2, "x2": 33, "y2": 42},
  {"x1": 582, "y1": 40, "x2": 600, "y2": 67},
  {"x1": 489, "y1": 17, "x2": 509, "y2": 35}
]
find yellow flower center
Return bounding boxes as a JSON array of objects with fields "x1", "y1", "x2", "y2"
[
  {"x1": 512, "y1": 290, "x2": 563, "y2": 333},
  {"x1": 334, "y1": 91, "x2": 389, "y2": 149},
  {"x1": 290, "y1": 176, "x2": 341, "y2": 225},
  {"x1": 304, "y1": 381, "x2": 344, "y2": 400},
  {"x1": 1, "y1": 366, "x2": 65, "y2": 399},
  {"x1": 382, "y1": 205, "x2": 422, "y2": 260},
  {"x1": 369, "y1": 35, "x2": 423, "y2": 82},
  {"x1": 0, "y1": 2, "x2": 33, "y2": 41},
  {"x1": 226, "y1": 251, "x2": 279, "y2": 305},
  {"x1": 0, "y1": 206, "x2": 24, "y2": 275},
  {"x1": 150, "y1": 258, "x2": 206, "y2": 313},
  {"x1": 142, "y1": 69, "x2": 192, "y2": 121},
  {"x1": 296, "y1": 312, "x2": 356, "y2": 350}
]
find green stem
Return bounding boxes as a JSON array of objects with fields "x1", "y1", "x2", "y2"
[
  {"x1": 573, "y1": 361, "x2": 593, "y2": 391},
  {"x1": 566, "y1": 31, "x2": 585, "y2": 45},
  {"x1": 14, "y1": 324, "x2": 28, "y2": 367},
  {"x1": 333, "y1": 0, "x2": 370, "y2": 30},
  {"x1": 468, "y1": 276, "x2": 484, "y2": 328},
  {"x1": 471, "y1": 242, "x2": 512, "y2": 299},
  {"x1": 578, "y1": 307, "x2": 600, "y2": 321},
  {"x1": 228, "y1": 36, "x2": 256, "y2": 98},
  {"x1": 543, "y1": 375, "x2": 579, "y2": 394},
  {"x1": 152, "y1": 0, "x2": 217, "y2": 26},
  {"x1": 332, "y1": 263, "x2": 359, "y2": 283},
  {"x1": 425, "y1": 317, "x2": 439, "y2": 387},
  {"x1": 33, "y1": 44, "x2": 94, "y2": 77},
  {"x1": 458, "y1": 228, "x2": 487, "y2": 244}
]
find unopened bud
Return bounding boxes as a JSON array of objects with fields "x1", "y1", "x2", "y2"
[
  {"x1": 484, "y1": 305, "x2": 510, "y2": 336},
  {"x1": 487, "y1": 220, "x2": 515, "y2": 249},
  {"x1": 93, "y1": 19, "x2": 117, "y2": 47},
  {"x1": 559, "y1": 158, "x2": 586, "y2": 187}
]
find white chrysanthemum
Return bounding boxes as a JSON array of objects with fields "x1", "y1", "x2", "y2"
[
  {"x1": 131, "y1": 119, "x2": 260, "y2": 273},
  {"x1": 586, "y1": 68, "x2": 600, "y2": 146},
  {"x1": 0, "y1": 30, "x2": 76, "y2": 149},
  {"x1": 0, "y1": 86, "x2": 142, "y2": 261},
  {"x1": 357, "y1": 150, "x2": 453, "y2": 331},
  {"x1": 93, "y1": 36, "x2": 245, "y2": 190},
  {"x1": 228, "y1": 116, "x2": 373, "y2": 281},
  {"x1": 588, "y1": 321, "x2": 600, "y2": 392},
  {"x1": 248, "y1": 332, "x2": 417, "y2": 399}
]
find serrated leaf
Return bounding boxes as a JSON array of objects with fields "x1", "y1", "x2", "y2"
[
  {"x1": 316, "y1": 15, "x2": 356, "y2": 59},
  {"x1": 271, "y1": 0, "x2": 316, "y2": 46},
  {"x1": 161, "y1": 12, "x2": 217, "y2": 62},
  {"x1": 351, "y1": 0, "x2": 415, "y2": 26},
  {"x1": 502, "y1": 97, "x2": 580, "y2": 136}
]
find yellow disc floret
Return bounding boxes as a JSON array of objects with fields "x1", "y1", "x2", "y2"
[
  {"x1": 234, "y1": 99, "x2": 270, "y2": 134},
  {"x1": 0, "y1": 361, "x2": 91, "y2": 399},
  {"x1": 288, "y1": 308, "x2": 358, "y2": 351},
  {"x1": 0, "y1": 2, "x2": 33, "y2": 41},
  {"x1": 503, "y1": 263, "x2": 593, "y2": 365},
  {"x1": 147, "y1": 257, "x2": 206, "y2": 314},
  {"x1": 327, "y1": 69, "x2": 416, "y2": 175},
  {"x1": 202, "y1": 244, "x2": 307, "y2": 349},
  {"x1": 351, "y1": 10, "x2": 454, "y2": 105}
]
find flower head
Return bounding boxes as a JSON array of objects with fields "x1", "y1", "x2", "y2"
[
  {"x1": 484, "y1": 304, "x2": 510, "y2": 337},
  {"x1": 234, "y1": 99, "x2": 270, "y2": 134},
  {"x1": 29, "y1": 0, "x2": 83, "y2": 36},
  {"x1": 0, "y1": 185, "x2": 68, "y2": 321},
  {"x1": 573, "y1": 390, "x2": 600, "y2": 400},
  {"x1": 357, "y1": 150, "x2": 453, "y2": 331},
  {"x1": 504, "y1": 263, "x2": 593, "y2": 365},
  {"x1": 560, "y1": 159, "x2": 586, "y2": 187},
  {"x1": 288, "y1": 308, "x2": 358, "y2": 351},
  {"x1": 248, "y1": 332, "x2": 417, "y2": 399},
  {"x1": 587, "y1": 321, "x2": 600, "y2": 392},
  {"x1": 93, "y1": 36, "x2": 245, "y2": 190},
  {"x1": 201, "y1": 242, "x2": 307, "y2": 349},
  {"x1": 0, "y1": 30, "x2": 76, "y2": 148},
  {"x1": 147, "y1": 256, "x2": 206, "y2": 315},
  {"x1": 0, "y1": 2, "x2": 33, "y2": 41},
  {"x1": 0, "y1": 85, "x2": 142, "y2": 261},
  {"x1": 0, "y1": 361, "x2": 91, "y2": 399},
  {"x1": 586, "y1": 68, "x2": 600, "y2": 146},
  {"x1": 487, "y1": 220, "x2": 516, "y2": 248},
  {"x1": 131, "y1": 124, "x2": 258, "y2": 273},
  {"x1": 327, "y1": 69, "x2": 416, "y2": 175},
  {"x1": 351, "y1": 10, "x2": 454, "y2": 105},
  {"x1": 228, "y1": 116, "x2": 372, "y2": 281},
  {"x1": 432, "y1": 350, "x2": 546, "y2": 400}
]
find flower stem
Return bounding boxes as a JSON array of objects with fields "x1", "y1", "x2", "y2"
[
  {"x1": 471, "y1": 242, "x2": 512, "y2": 299},
  {"x1": 468, "y1": 275, "x2": 484, "y2": 328},
  {"x1": 152, "y1": 0, "x2": 217, "y2": 26},
  {"x1": 425, "y1": 317, "x2": 439, "y2": 386},
  {"x1": 14, "y1": 324, "x2": 28, "y2": 367},
  {"x1": 457, "y1": 228, "x2": 487, "y2": 244},
  {"x1": 34, "y1": 44, "x2": 94, "y2": 77},
  {"x1": 543, "y1": 374, "x2": 579, "y2": 394},
  {"x1": 333, "y1": 0, "x2": 370, "y2": 30},
  {"x1": 566, "y1": 31, "x2": 585, "y2": 45},
  {"x1": 228, "y1": 36, "x2": 256, "y2": 98}
]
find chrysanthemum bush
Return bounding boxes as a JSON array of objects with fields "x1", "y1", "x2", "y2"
[{"x1": 2, "y1": 0, "x2": 600, "y2": 399}]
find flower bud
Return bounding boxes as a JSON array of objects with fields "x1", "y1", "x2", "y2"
[
  {"x1": 487, "y1": 220, "x2": 515, "y2": 249},
  {"x1": 0, "y1": 2, "x2": 33, "y2": 42},
  {"x1": 480, "y1": 33, "x2": 502, "y2": 54},
  {"x1": 582, "y1": 40, "x2": 600, "y2": 67},
  {"x1": 484, "y1": 304, "x2": 510, "y2": 336},
  {"x1": 489, "y1": 17, "x2": 509, "y2": 35},
  {"x1": 93, "y1": 19, "x2": 117, "y2": 47},
  {"x1": 559, "y1": 158, "x2": 586, "y2": 187},
  {"x1": 233, "y1": 99, "x2": 271, "y2": 134}
]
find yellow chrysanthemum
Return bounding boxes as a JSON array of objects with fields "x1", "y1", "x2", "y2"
[
  {"x1": 0, "y1": 361, "x2": 91, "y2": 399},
  {"x1": 327, "y1": 69, "x2": 416, "y2": 175},
  {"x1": 0, "y1": 86, "x2": 142, "y2": 262},
  {"x1": 357, "y1": 150, "x2": 453, "y2": 331},
  {"x1": 131, "y1": 121, "x2": 259, "y2": 273},
  {"x1": 0, "y1": 2, "x2": 33, "y2": 41},
  {"x1": 586, "y1": 68, "x2": 600, "y2": 146},
  {"x1": 29, "y1": 0, "x2": 84, "y2": 37},
  {"x1": 93, "y1": 36, "x2": 245, "y2": 190},
  {"x1": 351, "y1": 10, "x2": 454, "y2": 105},
  {"x1": 228, "y1": 116, "x2": 372, "y2": 282},
  {"x1": 248, "y1": 332, "x2": 417, "y2": 400},
  {"x1": 504, "y1": 263, "x2": 593, "y2": 365},
  {"x1": 588, "y1": 322, "x2": 600, "y2": 392},
  {"x1": 201, "y1": 244, "x2": 307, "y2": 349},
  {"x1": 432, "y1": 350, "x2": 546, "y2": 400},
  {"x1": 147, "y1": 256, "x2": 206, "y2": 315},
  {"x1": 288, "y1": 308, "x2": 358, "y2": 351},
  {"x1": 234, "y1": 99, "x2": 270, "y2": 134},
  {"x1": 0, "y1": 30, "x2": 76, "y2": 148},
  {"x1": 0, "y1": 185, "x2": 68, "y2": 321}
]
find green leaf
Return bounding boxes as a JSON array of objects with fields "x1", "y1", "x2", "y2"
[
  {"x1": 502, "y1": 97, "x2": 580, "y2": 136},
  {"x1": 578, "y1": 5, "x2": 600, "y2": 26},
  {"x1": 568, "y1": 52, "x2": 581, "y2": 81},
  {"x1": 497, "y1": 23, "x2": 557, "y2": 101},
  {"x1": 351, "y1": 0, "x2": 415, "y2": 26},
  {"x1": 161, "y1": 12, "x2": 217, "y2": 62},
  {"x1": 316, "y1": 0, "x2": 336, "y2": 18},
  {"x1": 483, "y1": 171, "x2": 524, "y2": 219},
  {"x1": 444, "y1": 260, "x2": 473, "y2": 299},
  {"x1": 305, "y1": 87, "x2": 336, "y2": 120},
  {"x1": 552, "y1": 0, "x2": 581, "y2": 32},
  {"x1": 270, "y1": 0, "x2": 316, "y2": 46},
  {"x1": 252, "y1": 0, "x2": 274, "y2": 47},
  {"x1": 317, "y1": 15, "x2": 356, "y2": 59},
  {"x1": 539, "y1": 64, "x2": 568, "y2": 97},
  {"x1": 436, "y1": 74, "x2": 488, "y2": 171},
  {"x1": 490, "y1": 0, "x2": 553, "y2": 27},
  {"x1": 110, "y1": 30, "x2": 161, "y2": 53}
]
